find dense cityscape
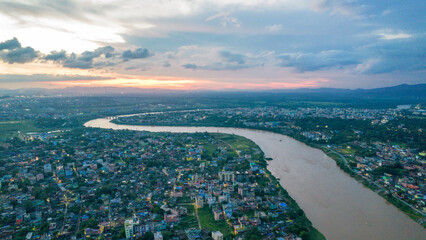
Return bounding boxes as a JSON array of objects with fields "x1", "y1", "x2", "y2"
[
  {"x1": 0, "y1": 127, "x2": 315, "y2": 240},
  {"x1": 0, "y1": 91, "x2": 425, "y2": 240}
]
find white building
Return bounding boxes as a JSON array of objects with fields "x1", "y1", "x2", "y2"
[{"x1": 212, "y1": 231, "x2": 223, "y2": 240}]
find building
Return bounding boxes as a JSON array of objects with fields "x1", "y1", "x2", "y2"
[
  {"x1": 164, "y1": 213, "x2": 179, "y2": 223},
  {"x1": 196, "y1": 196, "x2": 204, "y2": 208},
  {"x1": 212, "y1": 231, "x2": 223, "y2": 240},
  {"x1": 124, "y1": 216, "x2": 140, "y2": 239},
  {"x1": 213, "y1": 209, "x2": 223, "y2": 221},
  {"x1": 185, "y1": 228, "x2": 202, "y2": 240},
  {"x1": 219, "y1": 171, "x2": 235, "y2": 183}
]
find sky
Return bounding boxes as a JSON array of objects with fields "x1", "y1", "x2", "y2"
[{"x1": 0, "y1": 0, "x2": 425, "y2": 90}]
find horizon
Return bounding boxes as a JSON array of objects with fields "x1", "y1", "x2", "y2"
[
  {"x1": 0, "y1": 1, "x2": 425, "y2": 90},
  {"x1": 1, "y1": 82, "x2": 425, "y2": 92}
]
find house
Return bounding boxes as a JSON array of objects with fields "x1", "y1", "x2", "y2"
[
  {"x1": 213, "y1": 209, "x2": 223, "y2": 221},
  {"x1": 164, "y1": 213, "x2": 179, "y2": 223},
  {"x1": 212, "y1": 231, "x2": 223, "y2": 240},
  {"x1": 196, "y1": 196, "x2": 204, "y2": 208}
]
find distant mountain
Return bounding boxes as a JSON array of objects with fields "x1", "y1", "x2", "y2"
[
  {"x1": 352, "y1": 84, "x2": 425, "y2": 97},
  {"x1": 0, "y1": 84, "x2": 425, "y2": 101}
]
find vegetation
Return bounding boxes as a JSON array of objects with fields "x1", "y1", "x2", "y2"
[{"x1": 198, "y1": 206, "x2": 233, "y2": 239}]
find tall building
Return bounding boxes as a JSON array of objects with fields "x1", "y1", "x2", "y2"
[
  {"x1": 124, "y1": 216, "x2": 139, "y2": 239},
  {"x1": 219, "y1": 171, "x2": 235, "y2": 183}
]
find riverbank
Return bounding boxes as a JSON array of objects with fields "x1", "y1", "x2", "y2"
[
  {"x1": 320, "y1": 147, "x2": 425, "y2": 226},
  {"x1": 112, "y1": 117, "x2": 425, "y2": 226},
  {"x1": 263, "y1": 129, "x2": 425, "y2": 227}
]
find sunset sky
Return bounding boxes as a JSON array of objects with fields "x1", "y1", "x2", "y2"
[{"x1": 0, "y1": 0, "x2": 424, "y2": 90}]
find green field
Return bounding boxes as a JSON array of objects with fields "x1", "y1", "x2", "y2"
[
  {"x1": 198, "y1": 206, "x2": 233, "y2": 238},
  {"x1": 211, "y1": 133, "x2": 264, "y2": 161},
  {"x1": 0, "y1": 120, "x2": 40, "y2": 139},
  {"x1": 177, "y1": 204, "x2": 198, "y2": 229}
]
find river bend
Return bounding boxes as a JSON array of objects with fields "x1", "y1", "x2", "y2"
[{"x1": 84, "y1": 117, "x2": 425, "y2": 240}]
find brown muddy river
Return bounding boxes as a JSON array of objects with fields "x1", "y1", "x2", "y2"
[{"x1": 85, "y1": 116, "x2": 425, "y2": 240}]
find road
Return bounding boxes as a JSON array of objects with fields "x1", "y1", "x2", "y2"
[{"x1": 194, "y1": 204, "x2": 202, "y2": 229}]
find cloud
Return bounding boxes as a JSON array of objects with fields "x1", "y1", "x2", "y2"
[
  {"x1": 375, "y1": 30, "x2": 412, "y2": 40},
  {"x1": 219, "y1": 51, "x2": 246, "y2": 64},
  {"x1": 79, "y1": 46, "x2": 115, "y2": 62},
  {"x1": 44, "y1": 50, "x2": 67, "y2": 62},
  {"x1": 0, "y1": 74, "x2": 113, "y2": 82},
  {"x1": 0, "y1": 37, "x2": 39, "y2": 64},
  {"x1": 206, "y1": 12, "x2": 240, "y2": 28},
  {"x1": 279, "y1": 50, "x2": 361, "y2": 72},
  {"x1": 360, "y1": 39, "x2": 425, "y2": 74},
  {"x1": 1, "y1": 46, "x2": 39, "y2": 64},
  {"x1": 0, "y1": 37, "x2": 155, "y2": 70},
  {"x1": 311, "y1": 0, "x2": 364, "y2": 17},
  {"x1": 182, "y1": 63, "x2": 199, "y2": 69},
  {"x1": 0, "y1": 37, "x2": 21, "y2": 50},
  {"x1": 44, "y1": 46, "x2": 116, "y2": 69},
  {"x1": 266, "y1": 24, "x2": 282, "y2": 32},
  {"x1": 182, "y1": 62, "x2": 252, "y2": 71},
  {"x1": 62, "y1": 53, "x2": 93, "y2": 69},
  {"x1": 122, "y1": 48, "x2": 152, "y2": 60}
]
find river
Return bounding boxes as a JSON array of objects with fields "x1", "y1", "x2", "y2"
[{"x1": 84, "y1": 117, "x2": 425, "y2": 240}]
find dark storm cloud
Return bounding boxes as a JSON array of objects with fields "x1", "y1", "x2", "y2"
[
  {"x1": 0, "y1": 37, "x2": 21, "y2": 50},
  {"x1": 122, "y1": 48, "x2": 152, "y2": 60}
]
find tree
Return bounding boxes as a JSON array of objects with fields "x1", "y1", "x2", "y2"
[
  {"x1": 244, "y1": 227, "x2": 262, "y2": 240},
  {"x1": 142, "y1": 232, "x2": 154, "y2": 240},
  {"x1": 162, "y1": 231, "x2": 173, "y2": 240},
  {"x1": 300, "y1": 231, "x2": 310, "y2": 240},
  {"x1": 24, "y1": 200, "x2": 35, "y2": 213}
]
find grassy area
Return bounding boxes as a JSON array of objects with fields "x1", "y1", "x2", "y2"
[
  {"x1": 177, "y1": 204, "x2": 198, "y2": 229},
  {"x1": 212, "y1": 133, "x2": 256, "y2": 153},
  {"x1": 0, "y1": 120, "x2": 40, "y2": 139},
  {"x1": 197, "y1": 206, "x2": 233, "y2": 238},
  {"x1": 203, "y1": 142, "x2": 219, "y2": 156},
  {"x1": 211, "y1": 133, "x2": 265, "y2": 163},
  {"x1": 336, "y1": 147, "x2": 356, "y2": 155}
]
